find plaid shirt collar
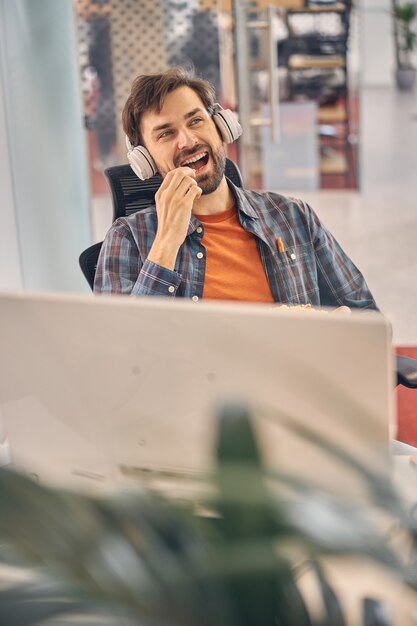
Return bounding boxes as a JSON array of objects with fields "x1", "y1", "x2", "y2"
[{"x1": 188, "y1": 178, "x2": 259, "y2": 236}]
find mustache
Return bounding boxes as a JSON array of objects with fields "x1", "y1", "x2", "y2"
[{"x1": 174, "y1": 145, "x2": 211, "y2": 167}]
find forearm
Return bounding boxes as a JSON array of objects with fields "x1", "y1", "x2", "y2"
[
  {"x1": 95, "y1": 256, "x2": 183, "y2": 298},
  {"x1": 93, "y1": 223, "x2": 182, "y2": 297},
  {"x1": 130, "y1": 259, "x2": 182, "y2": 297},
  {"x1": 147, "y1": 236, "x2": 182, "y2": 271}
]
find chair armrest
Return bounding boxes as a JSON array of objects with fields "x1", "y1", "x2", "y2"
[{"x1": 396, "y1": 355, "x2": 417, "y2": 388}]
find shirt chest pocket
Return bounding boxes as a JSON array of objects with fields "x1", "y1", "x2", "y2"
[{"x1": 272, "y1": 242, "x2": 318, "y2": 303}]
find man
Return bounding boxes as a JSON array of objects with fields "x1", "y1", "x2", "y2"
[{"x1": 94, "y1": 67, "x2": 376, "y2": 310}]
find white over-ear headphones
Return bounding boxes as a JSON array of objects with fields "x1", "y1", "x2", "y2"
[
  {"x1": 125, "y1": 137, "x2": 158, "y2": 180},
  {"x1": 126, "y1": 103, "x2": 242, "y2": 181}
]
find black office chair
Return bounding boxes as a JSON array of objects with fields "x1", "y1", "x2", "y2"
[
  {"x1": 78, "y1": 160, "x2": 417, "y2": 389},
  {"x1": 79, "y1": 242, "x2": 103, "y2": 291},
  {"x1": 79, "y1": 158, "x2": 243, "y2": 290}
]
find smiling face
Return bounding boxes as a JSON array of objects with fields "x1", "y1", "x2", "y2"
[{"x1": 141, "y1": 86, "x2": 226, "y2": 195}]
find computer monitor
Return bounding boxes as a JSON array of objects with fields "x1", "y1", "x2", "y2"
[{"x1": 0, "y1": 292, "x2": 393, "y2": 500}]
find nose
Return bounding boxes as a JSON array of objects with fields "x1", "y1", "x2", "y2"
[{"x1": 177, "y1": 126, "x2": 196, "y2": 151}]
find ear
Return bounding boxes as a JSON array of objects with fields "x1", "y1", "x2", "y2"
[
  {"x1": 212, "y1": 104, "x2": 242, "y2": 143},
  {"x1": 125, "y1": 136, "x2": 158, "y2": 180}
]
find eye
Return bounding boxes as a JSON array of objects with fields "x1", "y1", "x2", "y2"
[
  {"x1": 158, "y1": 129, "x2": 173, "y2": 140},
  {"x1": 189, "y1": 117, "x2": 204, "y2": 126}
]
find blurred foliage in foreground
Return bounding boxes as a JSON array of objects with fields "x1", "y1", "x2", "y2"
[{"x1": 0, "y1": 404, "x2": 416, "y2": 626}]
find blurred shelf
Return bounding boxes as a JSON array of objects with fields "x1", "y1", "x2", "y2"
[
  {"x1": 256, "y1": 0, "x2": 307, "y2": 9},
  {"x1": 320, "y1": 152, "x2": 348, "y2": 174},
  {"x1": 318, "y1": 106, "x2": 347, "y2": 123},
  {"x1": 269, "y1": 0, "x2": 353, "y2": 186},
  {"x1": 250, "y1": 61, "x2": 266, "y2": 71},
  {"x1": 287, "y1": 3, "x2": 346, "y2": 13},
  {"x1": 288, "y1": 55, "x2": 345, "y2": 69}
]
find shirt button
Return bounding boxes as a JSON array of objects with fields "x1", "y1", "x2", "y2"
[
  {"x1": 196, "y1": 226, "x2": 203, "y2": 234},
  {"x1": 290, "y1": 253, "x2": 296, "y2": 260},
  {"x1": 192, "y1": 295, "x2": 199, "y2": 302},
  {"x1": 168, "y1": 285, "x2": 175, "y2": 293},
  {"x1": 196, "y1": 252, "x2": 204, "y2": 259}
]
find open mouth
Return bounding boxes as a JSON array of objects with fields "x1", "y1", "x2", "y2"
[{"x1": 180, "y1": 151, "x2": 209, "y2": 171}]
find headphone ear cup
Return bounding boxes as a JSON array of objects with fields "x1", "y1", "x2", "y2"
[
  {"x1": 127, "y1": 145, "x2": 158, "y2": 180},
  {"x1": 212, "y1": 104, "x2": 242, "y2": 144}
]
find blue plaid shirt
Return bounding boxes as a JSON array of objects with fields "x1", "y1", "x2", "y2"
[{"x1": 94, "y1": 181, "x2": 377, "y2": 309}]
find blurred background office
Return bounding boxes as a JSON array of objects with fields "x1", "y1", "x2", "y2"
[{"x1": 0, "y1": 0, "x2": 416, "y2": 437}]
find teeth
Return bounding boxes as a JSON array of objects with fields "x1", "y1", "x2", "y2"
[{"x1": 182, "y1": 152, "x2": 207, "y2": 166}]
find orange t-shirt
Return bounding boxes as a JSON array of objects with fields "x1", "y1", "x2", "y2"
[{"x1": 197, "y1": 205, "x2": 274, "y2": 303}]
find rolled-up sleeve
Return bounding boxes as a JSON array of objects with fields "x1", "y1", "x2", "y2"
[{"x1": 93, "y1": 222, "x2": 182, "y2": 297}]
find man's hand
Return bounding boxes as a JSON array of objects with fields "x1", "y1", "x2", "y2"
[
  {"x1": 148, "y1": 167, "x2": 202, "y2": 270},
  {"x1": 276, "y1": 304, "x2": 352, "y2": 314}
]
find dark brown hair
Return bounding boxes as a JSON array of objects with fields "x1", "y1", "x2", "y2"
[{"x1": 122, "y1": 67, "x2": 216, "y2": 147}]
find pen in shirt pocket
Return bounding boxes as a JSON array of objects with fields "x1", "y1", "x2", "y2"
[
  {"x1": 276, "y1": 236, "x2": 285, "y2": 254},
  {"x1": 276, "y1": 236, "x2": 297, "y2": 260}
]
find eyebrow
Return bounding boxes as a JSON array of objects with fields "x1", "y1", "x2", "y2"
[{"x1": 151, "y1": 108, "x2": 205, "y2": 134}]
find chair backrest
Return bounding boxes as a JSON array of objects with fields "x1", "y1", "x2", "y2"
[
  {"x1": 79, "y1": 158, "x2": 244, "y2": 290},
  {"x1": 104, "y1": 157, "x2": 243, "y2": 221}
]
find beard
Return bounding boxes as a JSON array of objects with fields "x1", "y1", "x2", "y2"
[
  {"x1": 194, "y1": 144, "x2": 226, "y2": 195},
  {"x1": 173, "y1": 143, "x2": 226, "y2": 195}
]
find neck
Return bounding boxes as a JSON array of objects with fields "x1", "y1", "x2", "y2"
[{"x1": 192, "y1": 176, "x2": 233, "y2": 216}]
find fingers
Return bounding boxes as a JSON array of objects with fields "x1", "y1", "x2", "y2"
[
  {"x1": 175, "y1": 174, "x2": 200, "y2": 198},
  {"x1": 158, "y1": 166, "x2": 196, "y2": 194},
  {"x1": 156, "y1": 167, "x2": 200, "y2": 205},
  {"x1": 186, "y1": 183, "x2": 202, "y2": 201}
]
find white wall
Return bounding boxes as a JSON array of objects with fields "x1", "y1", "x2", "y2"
[{"x1": 361, "y1": 0, "x2": 395, "y2": 87}]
